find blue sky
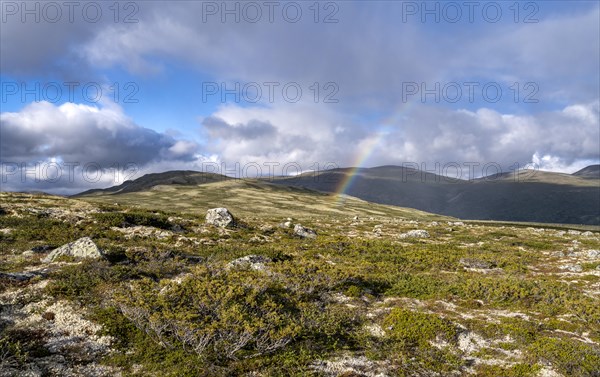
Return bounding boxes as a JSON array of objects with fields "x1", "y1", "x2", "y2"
[{"x1": 1, "y1": 0, "x2": 599, "y2": 193}]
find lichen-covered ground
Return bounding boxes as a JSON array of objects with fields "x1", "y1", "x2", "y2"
[{"x1": 1, "y1": 191, "x2": 599, "y2": 376}]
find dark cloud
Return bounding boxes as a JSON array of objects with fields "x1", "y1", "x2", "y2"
[{"x1": 0, "y1": 101, "x2": 198, "y2": 167}]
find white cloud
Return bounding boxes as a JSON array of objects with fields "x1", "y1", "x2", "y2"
[{"x1": 199, "y1": 101, "x2": 599, "y2": 175}]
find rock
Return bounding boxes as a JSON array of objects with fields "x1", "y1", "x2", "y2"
[
  {"x1": 42, "y1": 237, "x2": 103, "y2": 263},
  {"x1": 586, "y1": 250, "x2": 600, "y2": 259},
  {"x1": 399, "y1": 229, "x2": 430, "y2": 239},
  {"x1": 352, "y1": 216, "x2": 359, "y2": 220},
  {"x1": 279, "y1": 221, "x2": 293, "y2": 228},
  {"x1": 581, "y1": 231, "x2": 594, "y2": 237},
  {"x1": 205, "y1": 207, "x2": 235, "y2": 228},
  {"x1": 567, "y1": 230, "x2": 581, "y2": 235},
  {"x1": 459, "y1": 258, "x2": 494, "y2": 269},
  {"x1": 228, "y1": 255, "x2": 271, "y2": 271},
  {"x1": 294, "y1": 224, "x2": 317, "y2": 239},
  {"x1": 560, "y1": 264, "x2": 583, "y2": 273}
]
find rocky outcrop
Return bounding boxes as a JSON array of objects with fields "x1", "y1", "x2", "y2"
[
  {"x1": 42, "y1": 237, "x2": 103, "y2": 263},
  {"x1": 205, "y1": 208, "x2": 235, "y2": 228}
]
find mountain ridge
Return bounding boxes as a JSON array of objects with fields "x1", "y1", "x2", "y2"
[{"x1": 71, "y1": 165, "x2": 600, "y2": 225}]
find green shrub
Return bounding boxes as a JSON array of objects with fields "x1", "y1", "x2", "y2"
[
  {"x1": 383, "y1": 308, "x2": 458, "y2": 348},
  {"x1": 115, "y1": 267, "x2": 302, "y2": 362},
  {"x1": 93, "y1": 211, "x2": 173, "y2": 230},
  {"x1": 527, "y1": 337, "x2": 600, "y2": 376},
  {"x1": 386, "y1": 273, "x2": 449, "y2": 299},
  {"x1": 475, "y1": 363, "x2": 541, "y2": 377}
]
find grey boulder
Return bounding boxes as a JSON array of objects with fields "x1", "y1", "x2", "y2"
[
  {"x1": 294, "y1": 224, "x2": 317, "y2": 239},
  {"x1": 205, "y1": 208, "x2": 235, "y2": 228},
  {"x1": 42, "y1": 237, "x2": 103, "y2": 263}
]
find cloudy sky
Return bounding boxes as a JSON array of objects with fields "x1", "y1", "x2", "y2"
[{"x1": 1, "y1": 0, "x2": 599, "y2": 193}]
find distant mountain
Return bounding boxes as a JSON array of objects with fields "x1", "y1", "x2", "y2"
[
  {"x1": 272, "y1": 165, "x2": 600, "y2": 225},
  {"x1": 72, "y1": 171, "x2": 229, "y2": 197},
  {"x1": 73, "y1": 166, "x2": 600, "y2": 225},
  {"x1": 573, "y1": 164, "x2": 600, "y2": 179}
]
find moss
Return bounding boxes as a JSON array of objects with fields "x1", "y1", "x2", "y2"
[{"x1": 527, "y1": 337, "x2": 600, "y2": 376}]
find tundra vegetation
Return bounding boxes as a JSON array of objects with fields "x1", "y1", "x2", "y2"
[{"x1": 0, "y1": 189, "x2": 599, "y2": 376}]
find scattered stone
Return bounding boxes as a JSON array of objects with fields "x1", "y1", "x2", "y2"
[
  {"x1": 279, "y1": 220, "x2": 293, "y2": 228},
  {"x1": 364, "y1": 323, "x2": 386, "y2": 338},
  {"x1": 457, "y1": 331, "x2": 489, "y2": 354},
  {"x1": 581, "y1": 231, "x2": 594, "y2": 237},
  {"x1": 205, "y1": 207, "x2": 235, "y2": 228},
  {"x1": 294, "y1": 224, "x2": 317, "y2": 239},
  {"x1": 586, "y1": 250, "x2": 600, "y2": 259},
  {"x1": 352, "y1": 216, "x2": 359, "y2": 221},
  {"x1": 459, "y1": 258, "x2": 494, "y2": 269},
  {"x1": 42, "y1": 237, "x2": 103, "y2": 263},
  {"x1": 560, "y1": 264, "x2": 583, "y2": 273},
  {"x1": 259, "y1": 224, "x2": 275, "y2": 233},
  {"x1": 310, "y1": 354, "x2": 390, "y2": 377},
  {"x1": 249, "y1": 235, "x2": 271, "y2": 243},
  {"x1": 399, "y1": 229, "x2": 430, "y2": 239},
  {"x1": 429, "y1": 221, "x2": 439, "y2": 226},
  {"x1": 537, "y1": 367, "x2": 563, "y2": 377},
  {"x1": 171, "y1": 273, "x2": 194, "y2": 284},
  {"x1": 567, "y1": 230, "x2": 581, "y2": 235},
  {"x1": 228, "y1": 255, "x2": 271, "y2": 271},
  {"x1": 112, "y1": 225, "x2": 173, "y2": 239},
  {"x1": 555, "y1": 231, "x2": 566, "y2": 237}
]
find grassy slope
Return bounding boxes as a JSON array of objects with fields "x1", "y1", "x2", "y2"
[{"x1": 78, "y1": 179, "x2": 447, "y2": 222}]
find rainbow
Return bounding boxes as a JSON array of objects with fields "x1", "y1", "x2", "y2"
[
  {"x1": 334, "y1": 99, "x2": 418, "y2": 205},
  {"x1": 334, "y1": 132, "x2": 386, "y2": 205}
]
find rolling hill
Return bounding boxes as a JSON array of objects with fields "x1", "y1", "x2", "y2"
[
  {"x1": 72, "y1": 166, "x2": 600, "y2": 225},
  {"x1": 73, "y1": 170, "x2": 229, "y2": 197},
  {"x1": 272, "y1": 165, "x2": 600, "y2": 225}
]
